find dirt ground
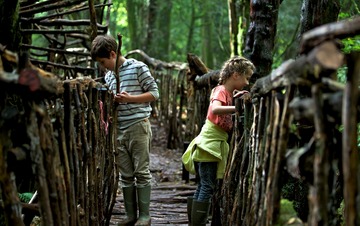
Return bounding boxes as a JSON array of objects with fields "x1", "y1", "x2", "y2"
[
  {"x1": 110, "y1": 118, "x2": 196, "y2": 226},
  {"x1": 149, "y1": 118, "x2": 184, "y2": 185}
]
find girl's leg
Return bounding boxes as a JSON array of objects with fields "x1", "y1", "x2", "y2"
[
  {"x1": 193, "y1": 162, "x2": 201, "y2": 199},
  {"x1": 191, "y1": 162, "x2": 216, "y2": 226},
  {"x1": 197, "y1": 162, "x2": 217, "y2": 202}
]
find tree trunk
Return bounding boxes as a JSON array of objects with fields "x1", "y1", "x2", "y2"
[
  {"x1": 156, "y1": 0, "x2": 172, "y2": 61},
  {"x1": 186, "y1": 0, "x2": 196, "y2": 54},
  {"x1": 0, "y1": 0, "x2": 21, "y2": 51},
  {"x1": 200, "y1": 0, "x2": 214, "y2": 68},
  {"x1": 145, "y1": 0, "x2": 157, "y2": 56},
  {"x1": 299, "y1": 0, "x2": 341, "y2": 35},
  {"x1": 228, "y1": 0, "x2": 250, "y2": 56},
  {"x1": 126, "y1": 0, "x2": 148, "y2": 50},
  {"x1": 243, "y1": 0, "x2": 281, "y2": 80}
]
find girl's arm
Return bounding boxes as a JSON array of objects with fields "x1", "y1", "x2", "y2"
[
  {"x1": 212, "y1": 90, "x2": 249, "y2": 115},
  {"x1": 211, "y1": 100, "x2": 236, "y2": 115}
]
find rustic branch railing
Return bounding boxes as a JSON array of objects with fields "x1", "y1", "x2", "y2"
[
  {"x1": 19, "y1": 0, "x2": 112, "y2": 79},
  {"x1": 0, "y1": 47, "x2": 119, "y2": 226},
  {"x1": 2, "y1": 2, "x2": 360, "y2": 225},
  {"x1": 209, "y1": 17, "x2": 360, "y2": 226}
]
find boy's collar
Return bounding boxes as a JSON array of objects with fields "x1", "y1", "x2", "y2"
[{"x1": 121, "y1": 58, "x2": 135, "y2": 67}]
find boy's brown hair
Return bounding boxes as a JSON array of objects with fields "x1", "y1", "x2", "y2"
[{"x1": 90, "y1": 35, "x2": 117, "y2": 60}]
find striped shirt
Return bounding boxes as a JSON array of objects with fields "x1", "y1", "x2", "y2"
[{"x1": 104, "y1": 58, "x2": 159, "y2": 129}]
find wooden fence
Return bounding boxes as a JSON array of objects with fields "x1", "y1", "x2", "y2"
[
  {"x1": 209, "y1": 17, "x2": 360, "y2": 226},
  {"x1": 2, "y1": 2, "x2": 360, "y2": 225},
  {"x1": 0, "y1": 47, "x2": 118, "y2": 226},
  {"x1": 19, "y1": 0, "x2": 111, "y2": 79}
]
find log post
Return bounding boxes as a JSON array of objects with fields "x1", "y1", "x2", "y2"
[{"x1": 342, "y1": 52, "x2": 360, "y2": 226}]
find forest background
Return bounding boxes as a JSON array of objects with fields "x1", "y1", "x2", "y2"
[
  {"x1": 27, "y1": 0, "x2": 360, "y2": 153},
  {"x1": 29, "y1": 0, "x2": 359, "y2": 73},
  {"x1": 0, "y1": 0, "x2": 359, "y2": 225}
]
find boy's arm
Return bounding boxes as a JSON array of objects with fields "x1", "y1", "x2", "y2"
[
  {"x1": 137, "y1": 63, "x2": 159, "y2": 99},
  {"x1": 114, "y1": 91, "x2": 156, "y2": 103}
]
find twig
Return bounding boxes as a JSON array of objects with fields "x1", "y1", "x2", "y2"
[{"x1": 114, "y1": 33, "x2": 122, "y2": 94}]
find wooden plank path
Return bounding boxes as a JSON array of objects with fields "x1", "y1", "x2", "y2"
[{"x1": 110, "y1": 182, "x2": 202, "y2": 226}]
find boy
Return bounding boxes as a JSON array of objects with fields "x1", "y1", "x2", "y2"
[{"x1": 91, "y1": 35, "x2": 159, "y2": 226}]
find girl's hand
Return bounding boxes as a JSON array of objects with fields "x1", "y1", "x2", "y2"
[{"x1": 233, "y1": 90, "x2": 249, "y2": 98}]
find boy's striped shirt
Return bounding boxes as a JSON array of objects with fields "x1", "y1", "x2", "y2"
[{"x1": 104, "y1": 58, "x2": 159, "y2": 129}]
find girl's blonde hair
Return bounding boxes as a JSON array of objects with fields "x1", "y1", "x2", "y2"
[{"x1": 218, "y1": 56, "x2": 255, "y2": 85}]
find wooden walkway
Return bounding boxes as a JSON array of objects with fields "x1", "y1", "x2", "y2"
[{"x1": 110, "y1": 182, "x2": 198, "y2": 226}]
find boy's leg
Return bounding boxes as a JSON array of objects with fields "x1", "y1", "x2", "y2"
[
  {"x1": 135, "y1": 185, "x2": 151, "y2": 226},
  {"x1": 118, "y1": 128, "x2": 138, "y2": 225},
  {"x1": 117, "y1": 186, "x2": 137, "y2": 226},
  {"x1": 127, "y1": 119, "x2": 152, "y2": 226}
]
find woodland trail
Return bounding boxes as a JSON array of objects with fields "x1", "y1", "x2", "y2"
[
  {"x1": 110, "y1": 182, "x2": 198, "y2": 225},
  {"x1": 109, "y1": 119, "x2": 210, "y2": 225}
]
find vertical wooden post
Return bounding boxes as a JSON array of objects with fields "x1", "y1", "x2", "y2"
[{"x1": 342, "y1": 53, "x2": 360, "y2": 226}]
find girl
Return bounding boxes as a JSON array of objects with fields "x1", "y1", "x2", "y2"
[{"x1": 182, "y1": 56, "x2": 255, "y2": 226}]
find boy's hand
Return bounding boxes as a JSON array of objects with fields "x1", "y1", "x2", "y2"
[{"x1": 114, "y1": 91, "x2": 130, "y2": 103}]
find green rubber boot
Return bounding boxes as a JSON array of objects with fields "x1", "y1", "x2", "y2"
[
  {"x1": 118, "y1": 186, "x2": 137, "y2": 226},
  {"x1": 191, "y1": 200, "x2": 211, "y2": 226},
  {"x1": 187, "y1": 197, "x2": 194, "y2": 225},
  {"x1": 135, "y1": 185, "x2": 151, "y2": 226}
]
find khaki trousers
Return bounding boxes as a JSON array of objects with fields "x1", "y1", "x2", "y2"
[{"x1": 118, "y1": 119, "x2": 152, "y2": 188}]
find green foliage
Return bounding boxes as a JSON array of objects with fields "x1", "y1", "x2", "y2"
[
  {"x1": 337, "y1": 66, "x2": 347, "y2": 83},
  {"x1": 108, "y1": 1, "x2": 130, "y2": 54},
  {"x1": 272, "y1": 0, "x2": 302, "y2": 69},
  {"x1": 168, "y1": 0, "x2": 230, "y2": 65},
  {"x1": 341, "y1": 35, "x2": 360, "y2": 54},
  {"x1": 18, "y1": 192, "x2": 34, "y2": 203},
  {"x1": 338, "y1": 200, "x2": 345, "y2": 225},
  {"x1": 276, "y1": 199, "x2": 301, "y2": 226},
  {"x1": 339, "y1": 0, "x2": 360, "y2": 18},
  {"x1": 273, "y1": 0, "x2": 360, "y2": 70},
  {"x1": 337, "y1": 1, "x2": 360, "y2": 58},
  {"x1": 337, "y1": 124, "x2": 360, "y2": 147},
  {"x1": 108, "y1": 0, "x2": 230, "y2": 66},
  {"x1": 281, "y1": 177, "x2": 309, "y2": 222}
]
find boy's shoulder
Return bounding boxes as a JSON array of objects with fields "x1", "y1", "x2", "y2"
[{"x1": 123, "y1": 58, "x2": 147, "y2": 67}]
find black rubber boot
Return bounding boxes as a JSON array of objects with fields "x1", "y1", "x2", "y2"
[
  {"x1": 191, "y1": 200, "x2": 211, "y2": 226},
  {"x1": 187, "y1": 197, "x2": 194, "y2": 225}
]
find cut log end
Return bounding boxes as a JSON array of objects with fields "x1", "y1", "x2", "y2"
[{"x1": 307, "y1": 41, "x2": 344, "y2": 70}]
